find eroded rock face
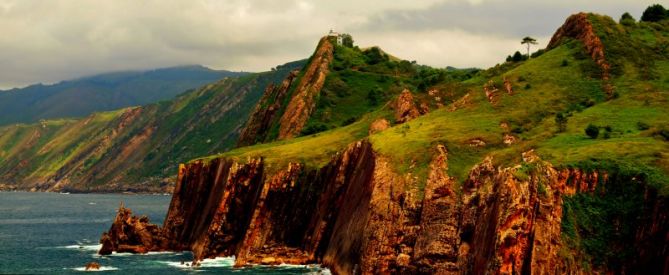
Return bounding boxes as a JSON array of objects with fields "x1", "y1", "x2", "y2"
[
  {"x1": 99, "y1": 206, "x2": 168, "y2": 255},
  {"x1": 100, "y1": 143, "x2": 668, "y2": 274},
  {"x1": 368, "y1": 119, "x2": 390, "y2": 134},
  {"x1": 277, "y1": 37, "x2": 335, "y2": 139},
  {"x1": 238, "y1": 70, "x2": 300, "y2": 146},
  {"x1": 548, "y1": 12, "x2": 613, "y2": 96},
  {"x1": 394, "y1": 89, "x2": 421, "y2": 124}
]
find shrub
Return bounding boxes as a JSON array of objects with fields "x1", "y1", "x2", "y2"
[
  {"x1": 637, "y1": 121, "x2": 650, "y2": 130},
  {"x1": 530, "y1": 49, "x2": 545, "y2": 58},
  {"x1": 641, "y1": 4, "x2": 668, "y2": 22},
  {"x1": 341, "y1": 117, "x2": 357, "y2": 126},
  {"x1": 555, "y1": 113, "x2": 568, "y2": 133},
  {"x1": 512, "y1": 51, "x2": 524, "y2": 62},
  {"x1": 619, "y1": 12, "x2": 636, "y2": 26},
  {"x1": 341, "y1": 33, "x2": 354, "y2": 47},
  {"x1": 585, "y1": 124, "x2": 600, "y2": 139},
  {"x1": 301, "y1": 123, "x2": 328, "y2": 136},
  {"x1": 364, "y1": 47, "x2": 388, "y2": 65},
  {"x1": 654, "y1": 129, "x2": 669, "y2": 141}
]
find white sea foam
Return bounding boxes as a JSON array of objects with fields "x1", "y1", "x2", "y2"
[
  {"x1": 160, "y1": 256, "x2": 235, "y2": 269},
  {"x1": 101, "y1": 251, "x2": 182, "y2": 257},
  {"x1": 71, "y1": 266, "x2": 118, "y2": 272},
  {"x1": 62, "y1": 244, "x2": 102, "y2": 251}
]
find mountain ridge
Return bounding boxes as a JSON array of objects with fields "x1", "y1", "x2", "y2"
[{"x1": 0, "y1": 65, "x2": 248, "y2": 125}]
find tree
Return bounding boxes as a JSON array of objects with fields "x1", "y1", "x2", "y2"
[
  {"x1": 585, "y1": 124, "x2": 599, "y2": 139},
  {"x1": 341, "y1": 33, "x2": 354, "y2": 47},
  {"x1": 555, "y1": 113, "x2": 568, "y2": 133},
  {"x1": 521, "y1": 37, "x2": 538, "y2": 58},
  {"x1": 619, "y1": 12, "x2": 636, "y2": 25},
  {"x1": 365, "y1": 47, "x2": 387, "y2": 65},
  {"x1": 512, "y1": 51, "x2": 524, "y2": 62},
  {"x1": 641, "y1": 4, "x2": 668, "y2": 22}
]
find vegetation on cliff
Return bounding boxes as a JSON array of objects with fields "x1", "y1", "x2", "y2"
[
  {"x1": 193, "y1": 8, "x2": 669, "y2": 273},
  {"x1": 0, "y1": 60, "x2": 305, "y2": 192}
]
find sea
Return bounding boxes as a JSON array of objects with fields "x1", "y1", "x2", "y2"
[{"x1": 0, "y1": 192, "x2": 327, "y2": 274}]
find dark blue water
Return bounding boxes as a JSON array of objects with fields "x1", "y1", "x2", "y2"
[{"x1": 0, "y1": 192, "x2": 325, "y2": 274}]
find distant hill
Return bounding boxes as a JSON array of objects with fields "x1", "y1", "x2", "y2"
[{"x1": 0, "y1": 65, "x2": 248, "y2": 125}]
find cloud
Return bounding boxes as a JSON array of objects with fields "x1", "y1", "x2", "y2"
[{"x1": 0, "y1": 0, "x2": 659, "y2": 88}]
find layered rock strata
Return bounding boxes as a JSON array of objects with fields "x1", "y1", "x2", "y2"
[{"x1": 100, "y1": 143, "x2": 668, "y2": 274}]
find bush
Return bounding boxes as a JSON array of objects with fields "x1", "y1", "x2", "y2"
[
  {"x1": 341, "y1": 33, "x2": 354, "y2": 47},
  {"x1": 555, "y1": 113, "x2": 568, "y2": 133},
  {"x1": 585, "y1": 124, "x2": 600, "y2": 139},
  {"x1": 364, "y1": 47, "x2": 388, "y2": 65},
  {"x1": 637, "y1": 121, "x2": 650, "y2": 130},
  {"x1": 530, "y1": 49, "x2": 545, "y2": 58},
  {"x1": 341, "y1": 117, "x2": 357, "y2": 126},
  {"x1": 512, "y1": 51, "x2": 524, "y2": 62},
  {"x1": 641, "y1": 4, "x2": 668, "y2": 22},
  {"x1": 301, "y1": 123, "x2": 328, "y2": 136},
  {"x1": 619, "y1": 12, "x2": 636, "y2": 26},
  {"x1": 654, "y1": 129, "x2": 669, "y2": 141}
]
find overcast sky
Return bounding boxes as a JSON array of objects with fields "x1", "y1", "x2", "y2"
[{"x1": 0, "y1": 0, "x2": 657, "y2": 89}]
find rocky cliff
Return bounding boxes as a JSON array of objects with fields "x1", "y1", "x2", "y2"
[
  {"x1": 277, "y1": 37, "x2": 334, "y2": 140},
  {"x1": 237, "y1": 70, "x2": 300, "y2": 146},
  {"x1": 100, "y1": 141, "x2": 668, "y2": 274}
]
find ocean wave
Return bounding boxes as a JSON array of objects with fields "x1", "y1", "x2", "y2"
[
  {"x1": 71, "y1": 266, "x2": 118, "y2": 272},
  {"x1": 97, "y1": 251, "x2": 184, "y2": 258},
  {"x1": 159, "y1": 256, "x2": 235, "y2": 269},
  {"x1": 62, "y1": 244, "x2": 102, "y2": 251}
]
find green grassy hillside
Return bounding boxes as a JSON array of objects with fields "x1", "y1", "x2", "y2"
[
  {"x1": 200, "y1": 13, "x2": 669, "y2": 271},
  {"x1": 216, "y1": 14, "x2": 669, "y2": 192},
  {"x1": 0, "y1": 61, "x2": 304, "y2": 191}
]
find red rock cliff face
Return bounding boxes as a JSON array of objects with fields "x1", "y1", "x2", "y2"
[
  {"x1": 237, "y1": 70, "x2": 300, "y2": 146},
  {"x1": 100, "y1": 144, "x2": 668, "y2": 274},
  {"x1": 277, "y1": 37, "x2": 334, "y2": 139}
]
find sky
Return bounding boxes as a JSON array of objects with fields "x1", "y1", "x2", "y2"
[{"x1": 0, "y1": 0, "x2": 658, "y2": 89}]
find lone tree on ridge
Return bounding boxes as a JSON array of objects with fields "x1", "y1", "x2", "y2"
[{"x1": 521, "y1": 37, "x2": 538, "y2": 58}]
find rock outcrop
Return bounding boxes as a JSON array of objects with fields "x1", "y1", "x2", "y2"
[
  {"x1": 237, "y1": 70, "x2": 300, "y2": 146},
  {"x1": 99, "y1": 206, "x2": 168, "y2": 255},
  {"x1": 394, "y1": 89, "x2": 421, "y2": 123},
  {"x1": 548, "y1": 12, "x2": 613, "y2": 96},
  {"x1": 277, "y1": 37, "x2": 335, "y2": 139},
  {"x1": 100, "y1": 141, "x2": 669, "y2": 274},
  {"x1": 368, "y1": 119, "x2": 390, "y2": 134}
]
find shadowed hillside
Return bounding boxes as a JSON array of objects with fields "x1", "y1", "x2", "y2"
[{"x1": 0, "y1": 65, "x2": 247, "y2": 125}]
